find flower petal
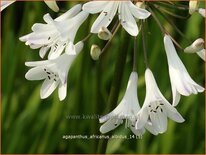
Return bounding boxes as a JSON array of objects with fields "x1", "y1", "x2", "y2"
[
  {"x1": 39, "y1": 46, "x2": 50, "y2": 58},
  {"x1": 156, "y1": 110, "x2": 167, "y2": 133},
  {"x1": 25, "y1": 60, "x2": 51, "y2": 67},
  {"x1": 58, "y1": 82, "x2": 67, "y2": 101},
  {"x1": 145, "y1": 123, "x2": 159, "y2": 135},
  {"x1": 40, "y1": 78, "x2": 59, "y2": 99},
  {"x1": 135, "y1": 108, "x2": 149, "y2": 129},
  {"x1": 1, "y1": 0, "x2": 15, "y2": 11},
  {"x1": 25, "y1": 67, "x2": 47, "y2": 80},
  {"x1": 171, "y1": 81, "x2": 181, "y2": 106},
  {"x1": 48, "y1": 42, "x2": 66, "y2": 59},
  {"x1": 130, "y1": 125, "x2": 145, "y2": 137},
  {"x1": 44, "y1": 0, "x2": 59, "y2": 12},
  {"x1": 119, "y1": 2, "x2": 138, "y2": 36},
  {"x1": 128, "y1": 1, "x2": 151, "y2": 19},
  {"x1": 163, "y1": 102, "x2": 185, "y2": 123},
  {"x1": 55, "y1": 4, "x2": 82, "y2": 21},
  {"x1": 91, "y1": 2, "x2": 119, "y2": 33},
  {"x1": 99, "y1": 118, "x2": 122, "y2": 134},
  {"x1": 83, "y1": 1, "x2": 107, "y2": 14},
  {"x1": 197, "y1": 49, "x2": 205, "y2": 61}
]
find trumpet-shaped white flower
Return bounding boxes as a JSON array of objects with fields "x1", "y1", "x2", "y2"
[
  {"x1": 164, "y1": 34, "x2": 204, "y2": 106},
  {"x1": 184, "y1": 38, "x2": 205, "y2": 61},
  {"x1": 136, "y1": 69, "x2": 185, "y2": 134},
  {"x1": 1, "y1": 0, "x2": 15, "y2": 11},
  {"x1": 99, "y1": 72, "x2": 145, "y2": 136},
  {"x1": 25, "y1": 41, "x2": 84, "y2": 101},
  {"x1": 20, "y1": 5, "x2": 88, "y2": 59},
  {"x1": 83, "y1": 1, "x2": 151, "y2": 36},
  {"x1": 44, "y1": 0, "x2": 59, "y2": 12}
]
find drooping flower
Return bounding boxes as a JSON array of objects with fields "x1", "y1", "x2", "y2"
[
  {"x1": 135, "y1": 69, "x2": 185, "y2": 134},
  {"x1": 164, "y1": 34, "x2": 204, "y2": 106},
  {"x1": 25, "y1": 41, "x2": 84, "y2": 101},
  {"x1": 99, "y1": 72, "x2": 145, "y2": 137},
  {"x1": 20, "y1": 5, "x2": 88, "y2": 59},
  {"x1": 1, "y1": 0, "x2": 15, "y2": 11},
  {"x1": 83, "y1": 1, "x2": 151, "y2": 36},
  {"x1": 184, "y1": 38, "x2": 205, "y2": 61},
  {"x1": 44, "y1": 0, "x2": 59, "y2": 12}
]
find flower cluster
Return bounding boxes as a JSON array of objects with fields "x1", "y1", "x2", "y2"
[{"x1": 2, "y1": 0, "x2": 205, "y2": 137}]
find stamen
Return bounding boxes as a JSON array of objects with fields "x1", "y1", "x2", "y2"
[{"x1": 103, "y1": 11, "x2": 108, "y2": 16}]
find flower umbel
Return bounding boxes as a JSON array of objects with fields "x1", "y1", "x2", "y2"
[
  {"x1": 164, "y1": 34, "x2": 204, "y2": 106},
  {"x1": 99, "y1": 72, "x2": 145, "y2": 136},
  {"x1": 20, "y1": 5, "x2": 88, "y2": 59},
  {"x1": 135, "y1": 69, "x2": 185, "y2": 135},
  {"x1": 83, "y1": 1, "x2": 151, "y2": 36},
  {"x1": 25, "y1": 41, "x2": 84, "y2": 101}
]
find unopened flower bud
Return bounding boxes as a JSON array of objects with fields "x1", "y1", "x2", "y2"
[
  {"x1": 44, "y1": 0, "x2": 59, "y2": 12},
  {"x1": 198, "y1": 8, "x2": 205, "y2": 18},
  {"x1": 135, "y1": 2, "x2": 145, "y2": 9},
  {"x1": 189, "y1": 0, "x2": 199, "y2": 14},
  {"x1": 184, "y1": 38, "x2": 204, "y2": 53},
  {"x1": 90, "y1": 44, "x2": 101, "y2": 60},
  {"x1": 98, "y1": 27, "x2": 112, "y2": 41}
]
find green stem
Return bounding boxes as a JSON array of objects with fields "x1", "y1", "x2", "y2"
[
  {"x1": 141, "y1": 20, "x2": 149, "y2": 68},
  {"x1": 96, "y1": 31, "x2": 130, "y2": 154},
  {"x1": 155, "y1": 1, "x2": 189, "y2": 10},
  {"x1": 153, "y1": 4, "x2": 191, "y2": 44},
  {"x1": 148, "y1": 6, "x2": 184, "y2": 51},
  {"x1": 133, "y1": 37, "x2": 137, "y2": 72},
  {"x1": 100, "y1": 22, "x2": 121, "y2": 57},
  {"x1": 82, "y1": 33, "x2": 92, "y2": 42},
  {"x1": 155, "y1": 5, "x2": 189, "y2": 19},
  {"x1": 148, "y1": 6, "x2": 165, "y2": 36}
]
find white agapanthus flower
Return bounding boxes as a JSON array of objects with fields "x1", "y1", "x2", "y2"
[
  {"x1": 20, "y1": 5, "x2": 88, "y2": 59},
  {"x1": 164, "y1": 34, "x2": 204, "y2": 106},
  {"x1": 25, "y1": 41, "x2": 84, "y2": 101},
  {"x1": 1, "y1": 0, "x2": 15, "y2": 11},
  {"x1": 184, "y1": 38, "x2": 205, "y2": 61},
  {"x1": 99, "y1": 72, "x2": 145, "y2": 137},
  {"x1": 82, "y1": 1, "x2": 151, "y2": 36},
  {"x1": 135, "y1": 69, "x2": 185, "y2": 135}
]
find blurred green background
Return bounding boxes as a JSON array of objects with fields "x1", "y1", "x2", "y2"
[{"x1": 1, "y1": 1, "x2": 205, "y2": 154}]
